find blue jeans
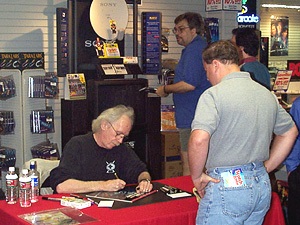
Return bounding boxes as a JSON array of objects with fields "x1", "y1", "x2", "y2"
[{"x1": 196, "y1": 162, "x2": 271, "y2": 225}]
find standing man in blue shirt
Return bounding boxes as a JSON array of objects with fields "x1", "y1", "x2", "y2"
[
  {"x1": 284, "y1": 97, "x2": 300, "y2": 225},
  {"x1": 156, "y1": 12, "x2": 211, "y2": 175},
  {"x1": 235, "y1": 28, "x2": 271, "y2": 90}
]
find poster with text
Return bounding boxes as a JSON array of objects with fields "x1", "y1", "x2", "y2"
[
  {"x1": 206, "y1": 0, "x2": 222, "y2": 11},
  {"x1": 223, "y1": 0, "x2": 242, "y2": 11},
  {"x1": 270, "y1": 18, "x2": 288, "y2": 56},
  {"x1": 273, "y1": 70, "x2": 292, "y2": 91}
]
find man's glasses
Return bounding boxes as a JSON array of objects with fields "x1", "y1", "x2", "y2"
[
  {"x1": 172, "y1": 26, "x2": 190, "y2": 34},
  {"x1": 108, "y1": 121, "x2": 128, "y2": 141}
]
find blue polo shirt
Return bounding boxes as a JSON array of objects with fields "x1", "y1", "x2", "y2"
[
  {"x1": 284, "y1": 97, "x2": 300, "y2": 173},
  {"x1": 173, "y1": 35, "x2": 211, "y2": 128}
]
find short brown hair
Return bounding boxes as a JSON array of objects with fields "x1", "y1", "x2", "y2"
[
  {"x1": 202, "y1": 40, "x2": 240, "y2": 65},
  {"x1": 174, "y1": 12, "x2": 205, "y2": 36}
]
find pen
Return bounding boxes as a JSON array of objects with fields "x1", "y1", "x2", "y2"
[
  {"x1": 160, "y1": 186, "x2": 169, "y2": 193},
  {"x1": 42, "y1": 196, "x2": 62, "y2": 202},
  {"x1": 70, "y1": 193, "x2": 83, "y2": 199},
  {"x1": 87, "y1": 197, "x2": 99, "y2": 206},
  {"x1": 114, "y1": 172, "x2": 119, "y2": 179}
]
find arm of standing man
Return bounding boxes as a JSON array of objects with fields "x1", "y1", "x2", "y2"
[
  {"x1": 264, "y1": 125, "x2": 298, "y2": 173},
  {"x1": 156, "y1": 81, "x2": 195, "y2": 97},
  {"x1": 188, "y1": 129, "x2": 220, "y2": 198}
]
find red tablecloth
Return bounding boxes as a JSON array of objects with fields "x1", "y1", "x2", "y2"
[
  {"x1": 0, "y1": 176, "x2": 285, "y2": 225},
  {"x1": 0, "y1": 176, "x2": 197, "y2": 225},
  {"x1": 263, "y1": 192, "x2": 286, "y2": 225}
]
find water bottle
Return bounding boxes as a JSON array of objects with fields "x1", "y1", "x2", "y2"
[
  {"x1": 29, "y1": 161, "x2": 40, "y2": 203},
  {"x1": 19, "y1": 169, "x2": 31, "y2": 207},
  {"x1": 5, "y1": 167, "x2": 18, "y2": 204}
]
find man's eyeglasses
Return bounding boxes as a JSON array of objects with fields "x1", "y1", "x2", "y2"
[
  {"x1": 172, "y1": 26, "x2": 190, "y2": 34},
  {"x1": 108, "y1": 121, "x2": 128, "y2": 141}
]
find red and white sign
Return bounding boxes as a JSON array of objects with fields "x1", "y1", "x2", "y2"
[
  {"x1": 206, "y1": 0, "x2": 222, "y2": 11},
  {"x1": 223, "y1": 0, "x2": 242, "y2": 11},
  {"x1": 273, "y1": 70, "x2": 293, "y2": 91}
]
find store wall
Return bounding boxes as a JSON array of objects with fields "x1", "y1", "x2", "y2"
[
  {"x1": 0, "y1": 0, "x2": 238, "y2": 168},
  {"x1": 137, "y1": 1, "x2": 237, "y2": 105},
  {"x1": 0, "y1": 0, "x2": 67, "y2": 169},
  {"x1": 259, "y1": 6, "x2": 300, "y2": 70}
]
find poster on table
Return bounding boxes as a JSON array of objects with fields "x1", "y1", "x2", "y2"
[
  {"x1": 270, "y1": 17, "x2": 289, "y2": 56},
  {"x1": 272, "y1": 70, "x2": 292, "y2": 91}
]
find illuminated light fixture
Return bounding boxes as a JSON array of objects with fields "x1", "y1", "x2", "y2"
[{"x1": 261, "y1": 4, "x2": 300, "y2": 9}]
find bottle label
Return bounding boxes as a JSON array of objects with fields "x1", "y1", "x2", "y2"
[
  {"x1": 6, "y1": 179, "x2": 18, "y2": 187},
  {"x1": 20, "y1": 181, "x2": 31, "y2": 189},
  {"x1": 31, "y1": 177, "x2": 39, "y2": 187}
]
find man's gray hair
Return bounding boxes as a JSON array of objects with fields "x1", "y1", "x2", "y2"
[{"x1": 92, "y1": 105, "x2": 135, "y2": 133}]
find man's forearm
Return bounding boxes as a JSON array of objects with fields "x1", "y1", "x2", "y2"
[
  {"x1": 56, "y1": 179, "x2": 106, "y2": 193},
  {"x1": 188, "y1": 130, "x2": 210, "y2": 180},
  {"x1": 165, "y1": 81, "x2": 195, "y2": 94},
  {"x1": 265, "y1": 125, "x2": 298, "y2": 173}
]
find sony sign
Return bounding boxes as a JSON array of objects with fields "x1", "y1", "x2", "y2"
[{"x1": 99, "y1": 3, "x2": 117, "y2": 7}]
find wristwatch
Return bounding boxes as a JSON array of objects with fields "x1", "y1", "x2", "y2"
[{"x1": 139, "y1": 178, "x2": 151, "y2": 183}]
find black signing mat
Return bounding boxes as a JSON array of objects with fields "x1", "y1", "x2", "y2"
[{"x1": 82, "y1": 182, "x2": 193, "y2": 210}]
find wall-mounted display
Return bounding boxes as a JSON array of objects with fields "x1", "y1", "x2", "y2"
[
  {"x1": 0, "y1": 111, "x2": 15, "y2": 135},
  {"x1": 141, "y1": 12, "x2": 161, "y2": 75},
  {"x1": 222, "y1": 0, "x2": 242, "y2": 11},
  {"x1": 30, "y1": 109, "x2": 55, "y2": 134},
  {"x1": 270, "y1": 17, "x2": 289, "y2": 56},
  {"x1": 28, "y1": 72, "x2": 59, "y2": 98},
  {"x1": 67, "y1": 0, "x2": 125, "y2": 74},
  {"x1": 204, "y1": 18, "x2": 219, "y2": 43},
  {"x1": 64, "y1": 73, "x2": 86, "y2": 100},
  {"x1": 205, "y1": 0, "x2": 222, "y2": 11},
  {"x1": 205, "y1": 0, "x2": 242, "y2": 12},
  {"x1": 56, "y1": 8, "x2": 69, "y2": 77},
  {"x1": 0, "y1": 75, "x2": 16, "y2": 100},
  {"x1": 0, "y1": 52, "x2": 44, "y2": 71}
]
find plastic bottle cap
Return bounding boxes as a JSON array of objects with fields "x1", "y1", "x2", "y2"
[
  {"x1": 30, "y1": 161, "x2": 37, "y2": 169},
  {"x1": 22, "y1": 169, "x2": 28, "y2": 175}
]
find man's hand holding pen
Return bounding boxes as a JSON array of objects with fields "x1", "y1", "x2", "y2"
[
  {"x1": 103, "y1": 179, "x2": 126, "y2": 191},
  {"x1": 113, "y1": 172, "x2": 126, "y2": 191},
  {"x1": 113, "y1": 172, "x2": 153, "y2": 193},
  {"x1": 136, "y1": 179, "x2": 153, "y2": 194}
]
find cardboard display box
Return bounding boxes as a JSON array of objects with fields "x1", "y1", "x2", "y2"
[
  {"x1": 162, "y1": 160, "x2": 183, "y2": 178},
  {"x1": 161, "y1": 131, "x2": 180, "y2": 157},
  {"x1": 161, "y1": 131, "x2": 182, "y2": 178}
]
